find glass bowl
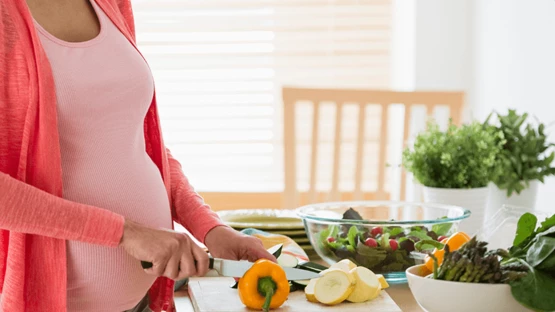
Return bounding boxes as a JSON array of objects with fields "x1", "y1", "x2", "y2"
[{"x1": 296, "y1": 201, "x2": 471, "y2": 284}]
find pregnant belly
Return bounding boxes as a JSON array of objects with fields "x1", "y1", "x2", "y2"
[
  {"x1": 62, "y1": 158, "x2": 173, "y2": 312},
  {"x1": 66, "y1": 243, "x2": 158, "y2": 311}
]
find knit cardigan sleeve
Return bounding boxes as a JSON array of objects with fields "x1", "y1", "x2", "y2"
[
  {"x1": 166, "y1": 149, "x2": 226, "y2": 243},
  {"x1": 0, "y1": 173, "x2": 125, "y2": 246}
]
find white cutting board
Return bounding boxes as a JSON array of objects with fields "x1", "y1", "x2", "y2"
[{"x1": 187, "y1": 277, "x2": 402, "y2": 312}]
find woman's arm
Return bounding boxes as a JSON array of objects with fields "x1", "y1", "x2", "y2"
[
  {"x1": 0, "y1": 172, "x2": 124, "y2": 246},
  {"x1": 166, "y1": 149, "x2": 226, "y2": 243}
]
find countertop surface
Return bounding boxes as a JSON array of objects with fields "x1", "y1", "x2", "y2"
[{"x1": 174, "y1": 277, "x2": 422, "y2": 312}]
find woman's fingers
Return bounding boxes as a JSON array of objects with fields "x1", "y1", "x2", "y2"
[
  {"x1": 176, "y1": 246, "x2": 197, "y2": 280},
  {"x1": 143, "y1": 258, "x2": 168, "y2": 277},
  {"x1": 246, "y1": 248, "x2": 272, "y2": 262},
  {"x1": 163, "y1": 253, "x2": 181, "y2": 280},
  {"x1": 121, "y1": 219, "x2": 214, "y2": 280},
  {"x1": 192, "y1": 246, "x2": 210, "y2": 277}
]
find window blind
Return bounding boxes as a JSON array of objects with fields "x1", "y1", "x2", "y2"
[{"x1": 133, "y1": 0, "x2": 392, "y2": 192}]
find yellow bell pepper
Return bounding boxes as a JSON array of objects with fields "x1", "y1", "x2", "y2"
[
  {"x1": 238, "y1": 259, "x2": 290, "y2": 312},
  {"x1": 425, "y1": 232, "x2": 470, "y2": 272}
]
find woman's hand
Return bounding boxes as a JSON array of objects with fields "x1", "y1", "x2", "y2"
[
  {"x1": 120, "y1": 219, "x2": 210, "y2": 280},
  {"x1": 204, "y1": 226, "x2": 277, "y2": 262}
]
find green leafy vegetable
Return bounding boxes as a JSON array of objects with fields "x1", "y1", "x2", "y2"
[
  {"x1": 408, "y1": 230, "x2": 432, "y2": 241},
  {"x1": 525, "y1": 236, "x2": 555, "y2": 273},
  {"x1": 538, "y1": 214, "x2": 555, "y2": 233},
  {"x1": 386, "y1": 227, "x2": 405, "y2": 237},
  {"x1": 318, "y1": 227, "x2": 331, "y2": 251},
  {"x1": 347, "y1": 225, "x2": 358, "y2": 247},
  {"x1": 431, "y1": 217, "x2": 453, "y2": 236},
  {"x1": 379, "y1": 233, "x2": 391, "y2": 249},
  {"x1": 355, "y1": 242, "x2": 388, "y2": 268},
  {"x1": 510, "y1": 261, "x2": 555, "y2": 311},
  {"x1": 513, "y1": 212, "x2": 538, "y2": 247},
  {"x1": 342, "y1": 208, "x2": 363, "y2": 220},
  {"x1": 329, "y1": 225, "x2": 340, "y2": 238},
  {"x1": 327, "y1": 241, "x2": 341, "y2": 249},
  {"x1": 414, "y1": 240, "x2": 445, "y2": 252}
]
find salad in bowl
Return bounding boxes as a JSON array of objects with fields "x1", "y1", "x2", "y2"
[{"x1": 297, "y1": 201, "x2": 470, "y2": 283}]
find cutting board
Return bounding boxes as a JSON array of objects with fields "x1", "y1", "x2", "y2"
[{"x1": 187, "y1": 277, "x2": 402, "y2": 312}]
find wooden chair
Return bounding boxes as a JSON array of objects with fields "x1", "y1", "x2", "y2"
[{"x1": 282, "y1": 87, "x2": 464, "y2": 209}]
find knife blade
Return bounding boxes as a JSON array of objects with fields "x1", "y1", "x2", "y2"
[{"x1": 141, "y1": 258, "x2": 320, "y2": 281}]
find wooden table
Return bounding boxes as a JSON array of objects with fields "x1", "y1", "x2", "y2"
[{"x1": 174, "y1": 278, "x2": 422, "y2": 312}]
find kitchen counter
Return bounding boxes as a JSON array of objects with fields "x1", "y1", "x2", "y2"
[{"x1": 174, "y1": 280, "x2": 422, "y2": 312}]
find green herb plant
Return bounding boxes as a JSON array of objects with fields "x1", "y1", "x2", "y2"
[
  {"x1": 484, "y1": 109, "x2": 555, "y2": 197},
  {"x1": 402, "y1": 121, "x2": 504, "y2": 189}
]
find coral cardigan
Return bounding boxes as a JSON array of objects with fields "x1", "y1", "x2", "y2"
[{"x1": 0, "y1": 1, "x2": 224, "y2": 311}]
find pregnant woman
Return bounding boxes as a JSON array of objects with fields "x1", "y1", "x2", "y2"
[{"x1": 0, "y1": 1, "x2": 275, "y2": 311}]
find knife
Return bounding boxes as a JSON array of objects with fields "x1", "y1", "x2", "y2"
[{"x1": 141, "y1": 258, "x2": 319, "y2": 281}]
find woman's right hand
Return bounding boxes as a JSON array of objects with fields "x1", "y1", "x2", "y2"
[{"x1": 119, "y1": 219, "x2": 210, "y2": 280}]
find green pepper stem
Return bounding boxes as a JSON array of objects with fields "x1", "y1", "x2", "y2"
[{"x1": 258, "y1": 277, "x2": 277, "y2": 312}]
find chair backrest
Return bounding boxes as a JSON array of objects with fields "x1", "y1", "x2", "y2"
[{"x1": 282, "y1": 87, "x2": 464, "y2": 209}]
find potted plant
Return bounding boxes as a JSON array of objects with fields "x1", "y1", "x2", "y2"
[
  {"x1": 484, "y1": 109, "x2": 555, "y2": 215},
  {"x1": 402, "y1": 121, "x2": 503, "y2": 235}
]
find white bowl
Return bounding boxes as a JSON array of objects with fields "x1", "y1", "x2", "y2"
[{"x1": 406, "y1": 264, "x2": 531, "y2": 312}]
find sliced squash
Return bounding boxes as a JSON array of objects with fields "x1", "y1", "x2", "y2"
[
  {"x1": 376, "y1": 274, "x2": 389, "y2": 289},
  {"x1": 314, "y1": 268, "x2": 355, "y2": 305},
  {"x1": 346, "y1": 267, "x2": 381, "y2": 303},
  {"x1": 330, "y1": 259, "x2": 357, "y2": 272},
  {"x1": 277, "y1": 253, "x2": 298, "y2": 268},
  {"x1": 304, "y1": 278, "x2": 319, "y2": 303}
]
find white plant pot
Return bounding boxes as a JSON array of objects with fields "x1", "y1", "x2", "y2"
[
  {"x1": 486, "y1": 181, "x2": 539, "y2": 222},
  {"x1": 422, "y1": 186, "x2": 490, "y2": 236}
]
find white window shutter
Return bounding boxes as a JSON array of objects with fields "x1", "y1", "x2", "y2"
[{"x1": 133, "y1": 0, "x2": 392, "y2": 192}]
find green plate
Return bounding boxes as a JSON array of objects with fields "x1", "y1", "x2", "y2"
[
  {"x1": 262, "y1": 229, "x2": 307, "y2": 236},
  {"x1": 292, "y1": 238, "x2": 310, "y2": 244},
  {"x1": 218, "y1": 209, "x2": 303, "y2": 230}
]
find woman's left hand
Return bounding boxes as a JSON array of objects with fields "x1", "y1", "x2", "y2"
[{"x1": 204, "y1": 226, "x2": 277, "y2": 262}]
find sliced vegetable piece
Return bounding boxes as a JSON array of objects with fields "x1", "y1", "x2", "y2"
[
  {"x1": 277, "y1": 253, "x2": 298, "y2": 268},
  {"x1": 304, "y1": 278, "x2": 319, "y2": 303},
  {"x1": 291, "y1": 279, "x2": 310, "y2": 287},
  {"x1": 376, "y1": 274, "x2": 389, "y2": 289},
  {"x1": 314, "y1": 269, "x2": 355, "y2": 305},
  {"x1": 267, "y1": 244, "x2": 284, "y2": 259},
  {"x1": 346, "y1": 267, "x2": 381, "y2": 303},
  {"x1": 330, "y1": 259, "x2": 357, "y2": 272},
  {"x1": 297, "y1": 261, "x2": 328, "y2": 273}
]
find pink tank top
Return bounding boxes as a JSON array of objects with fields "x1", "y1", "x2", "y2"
[{"x1": 34, "y1": 1, "x2": 173, "y2": 311}]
